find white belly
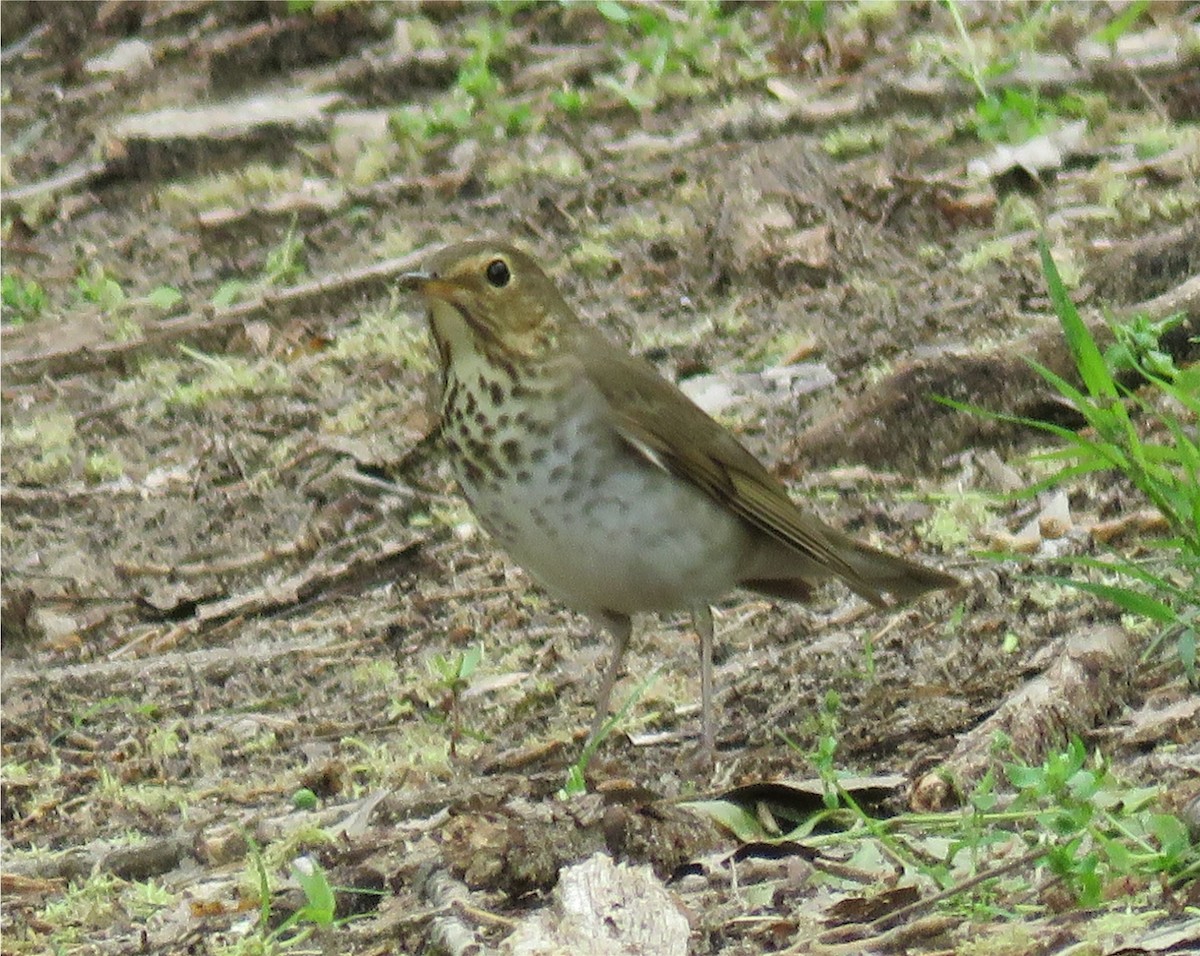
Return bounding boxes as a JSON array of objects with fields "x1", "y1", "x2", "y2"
[{"x1": 450, "y1": 397, "x2": 750, "y2": 616}]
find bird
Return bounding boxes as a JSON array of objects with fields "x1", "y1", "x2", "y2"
[{"x1": 402, "y1": 239, "x2": 958, "y2": 752}]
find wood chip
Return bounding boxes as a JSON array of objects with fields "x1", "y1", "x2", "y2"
[
  {"x1": 912, "y1": 625, "x2": 1137, "y2": 811},
  {"x1": 502, "y1": 853, "x2": 690, "y2": 956}
]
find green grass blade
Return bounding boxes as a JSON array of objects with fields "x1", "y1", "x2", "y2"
[
  {"x1": 935, "y1": 395, "x2": 1113, "y2": 449},
  {"x1": 1038, "y1": 235, "x2": 1118, "y2": 400},
  {"x1": 1055, "y1": 555, "x2": 1184, "y2": 598},
  {"x1": 1026, "y1": 358, "x2": 1133, "y2": 443},
  {"x1": 1033, "y1": 575, "x2": 1178, "y2": 623},
  {"x1": 1161, "y1": 421, "x2": 1199, "y2": 474},
  {"x1": 935, "y1": 394, "x2": 1131, "y2": 475},
  {"x1": 1019, "y1": 461, "x2": 1115, "y2": 496},
  {"x1": 1025, "y1": 359, "x2": 1091, "y2": 408},
  {"x1": 1147, "y1": 364, "x2": 1200, "y2": 415}
]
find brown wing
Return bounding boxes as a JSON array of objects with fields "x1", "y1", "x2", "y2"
[{"x1": 572, "y1": 326, "x2": 877, "y2": 594}]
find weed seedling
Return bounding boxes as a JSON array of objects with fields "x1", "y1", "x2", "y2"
[
  {"x1": 243, "y1": 835, "x2": 346, "y2": 950},
  {"x1": 701, "y1": 734, "x2": 1198, "y2": 919},
  {"x1": 428, "y1": 645, "x2": 483, "y2": 756},
  {"x1": 1091, "y1": 0, "x2": 1149, "y2": 48},
  {"x1": 278, "y1": 856, "x2": 337, "y2": 935},
  {"x1": 1000, "y1": 737, "x2": 1196, "y2": 905},
  {"x1": 262, "y1": 218, "x2": 307, "y2": 286},
  {"x1": 550, "y1": 83, "x2": 588, "y2": 117},
  {"x1": 561, "y1": 663, "x2": 663, "y2": 797},
  {"x1": 1103, "y1": 311, "x2": 1187, "y2": 380},
  {"x1": 810, "y1": 690, "x2": 842, "y2": 810},
  {"x1": 147, "y1": 285, "x2": 184, "y2": 311},
  {"x1": 76, "y1": 265, "x2": 126, "y2": 310},
  {"x1": 1, "y1": 272, "x2": 48, "y2": 323}
]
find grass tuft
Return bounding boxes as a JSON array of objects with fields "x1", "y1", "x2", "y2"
[{"x1": 940, "y1": 235, "x2": 1198, "y2": 679}]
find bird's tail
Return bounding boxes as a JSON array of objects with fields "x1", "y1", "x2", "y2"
[
  {"x1": 742, "y1": 538, "x2": 959, "y2": 608},
  {"x1": 838, "y1": 541, "x2": 960, "y2": 606}
]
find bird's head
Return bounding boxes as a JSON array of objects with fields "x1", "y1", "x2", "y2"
[{"x1": 402, "y1": 241, "x2": 573, "y2": 369}]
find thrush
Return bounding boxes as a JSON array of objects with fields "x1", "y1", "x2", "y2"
[{"x1": 403, "y1": 240, "x2": 958, "y2": 751}]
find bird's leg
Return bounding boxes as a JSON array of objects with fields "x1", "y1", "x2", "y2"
[
  {"x1": 588, "y1": 611, "x2": 633, "y2": 743},
  {"x1": 692, "y1": 605, "x2": 715, "y2": 753}
]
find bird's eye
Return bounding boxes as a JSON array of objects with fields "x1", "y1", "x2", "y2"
[{"x1": 485, "y1": 258, "x2": 511, "y2": 288}]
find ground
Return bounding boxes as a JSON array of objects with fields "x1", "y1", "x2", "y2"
[{"x1": 2, "y1": 3, "x2": 1199, "y2": 954}]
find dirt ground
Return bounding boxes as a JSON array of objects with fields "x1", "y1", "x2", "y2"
[{"x1": 2, "y1": 3, "x2": 1198, "y2": 954}]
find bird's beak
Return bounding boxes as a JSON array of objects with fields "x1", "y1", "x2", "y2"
[
  {"x1": 398, "y1": 270, "x2": 432, "y2": 289},
  {"x1": 400, "y1": 271, "x2": 461, "y2": 305}
]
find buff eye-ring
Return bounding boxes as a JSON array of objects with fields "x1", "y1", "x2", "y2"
[{"x1": 486, "y1": 258, "x2": 511, "y2": 288}]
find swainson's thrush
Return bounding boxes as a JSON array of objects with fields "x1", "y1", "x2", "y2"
[{"x1": 403, "y1": 240, "x2": 958, "y2": 751}]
